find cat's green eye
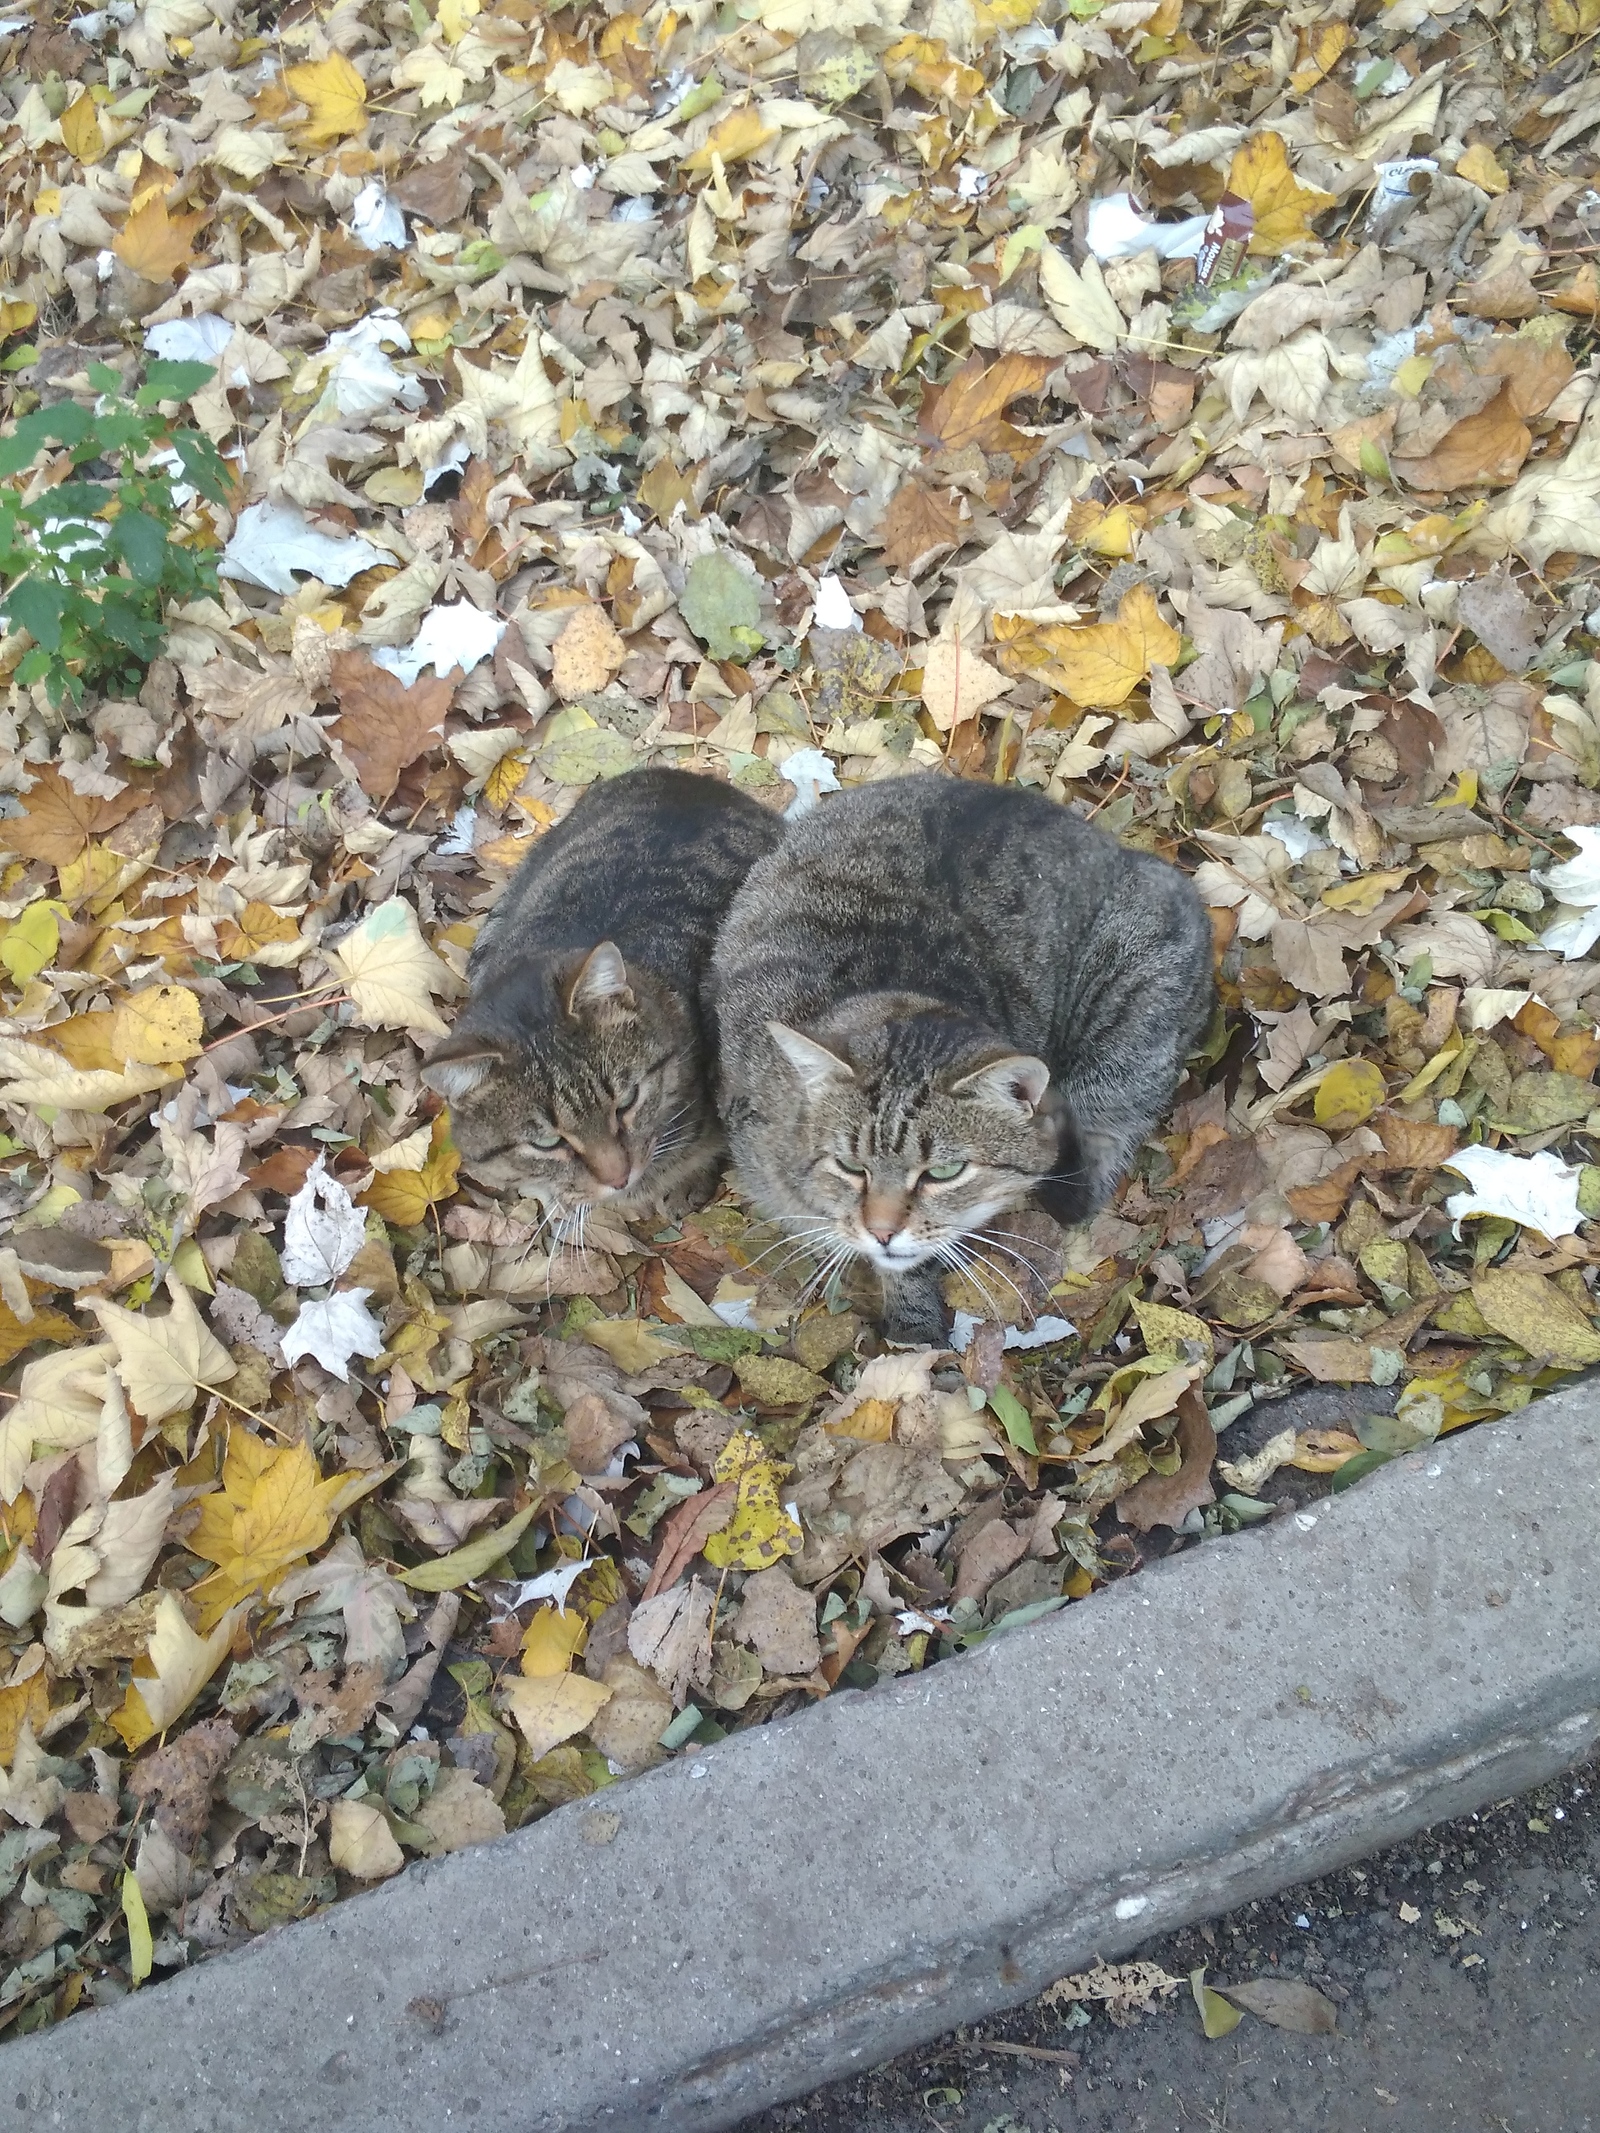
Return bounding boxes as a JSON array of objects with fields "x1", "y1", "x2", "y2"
[
  {"x1": 923, "y1": 1160, "x2": 968, "y2": 1183},
  {"x1": 524, "y1": 1133, "x2": 564, "y2": 1153},
  {"x1": 614, "y1": 1086, "x2": 640, "y2": 1115},
  {"x1": 833, "y1": 1155, "x2": 868, "y2": 1178}
]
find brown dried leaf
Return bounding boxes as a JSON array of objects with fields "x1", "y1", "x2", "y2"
[{"x1": 327, "y1": 653, "x2": 455, "y2": 802}]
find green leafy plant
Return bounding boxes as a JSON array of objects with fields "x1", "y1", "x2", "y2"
[{"x1": 0, "y1": 358, "x2": 231, "y2": 706}]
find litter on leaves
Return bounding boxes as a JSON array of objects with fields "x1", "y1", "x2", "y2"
[{"x1": 0, "y1": 0, "x2": 1597, "y2": 2043}]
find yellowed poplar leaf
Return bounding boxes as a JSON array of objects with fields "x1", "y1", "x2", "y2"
[
  {"x1": 1312, "y1": 1058, "x2": 1387, "y2": 1127},
  {"x1": 329, "y1": 1797, "x2": 404, "y2": 1879},
  {"x1": 111, "y1": 984, "x2": 204, "y2": 1065},
  {"x1": 681, "y1": 104, "x2": 781, "y2": 172},
  {"x1": 500, "y1": 1670, "x2": 613, "y2": 1761},
  {"x1": 520, "y1": 1606, "x2": 589, "y2": 1677},
  {"x1": 1470, "y1": 1268, "x2": 1600, "y2": 1367},
  {"x1": 1456, "y1": 142, "x2": 1509, "y2": 195}
]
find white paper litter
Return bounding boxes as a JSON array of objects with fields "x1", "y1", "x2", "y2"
[
  {"x1": 1370, "y1": 159, "x2": 1438, "y2": 225},
  {"x1": 372, "y1": 600, "x2": 506, "y2": 685},
  {"x1": 812, "y1": 573, "x2": 860, "y2": 631},
  {"x1": 1443, "y1": 1146, "x2": 1585, "y2": 1240},
  {"x1": 1536, "y1": 826, "x2": 1600, "y2": 959},
  {"x1": 349, "y1": 179, "x2": 406, "y2": 251},
  {"x1": 220, "y1": 500, "x2": 388, "y2": 596},
  {"x1": 281, "y1": 1153, "x2": 368, "y2": 1287},
  {"x1": 281, "y1": 1288, "x2": 386, "y2": 1380},
  {"x1": 779, "y1": 746, "x2": 841, "y2": 819},
  {"x1": 1262, "y1": 815, "x2": 1328, "y2": 862},
  {"x1": 950, "y1": 1310, "x2": 1077, "y2": 1353},
  {"x1": 1087, "y1": 192, "x2": 1207, "y2": 261}
]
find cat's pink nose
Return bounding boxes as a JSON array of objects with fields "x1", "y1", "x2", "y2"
[{"x1": 581, "y1": 1139, "x2": 630, "y2": 1188}]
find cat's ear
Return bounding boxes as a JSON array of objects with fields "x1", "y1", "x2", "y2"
[
  {"x1": 567, "y1": 941, "x2": 635, "y2": 1018},
  {"x1": 948, "y1": 1053, "x2": 1051, "y2": 1119},
  {"x1": 419, "y1": 1032, "x2": 510, "y2": 1103},
  {"x1": 767, "y1": 1021, "x2": 854, "y2": 1100}
]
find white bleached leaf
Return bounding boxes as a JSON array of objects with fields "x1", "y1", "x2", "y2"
[
  {"x1": 282, "y1": 1152, "x2": 367, "y2": 1287},
  {"x1": 220, "y1": 501, "x2": 388, "y2": 597},
  {"x1": 281, "y1": 1289, "x2": 386, "y2": 1381},
  {"x1": 331, "y1": 898, "x2": 453, "y2": 1036},
  {"x1": 1444, "y1": 1147, "x2": 1584, "y2": 1240},
  {"x1": 372, "y1": 601, "x2": 507, "y2": 686},
  {"x1": 1535, "y1": 826, "x2": 1600, "y2": 959}
]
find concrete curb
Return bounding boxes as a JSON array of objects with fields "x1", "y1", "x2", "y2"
[{"x1": 5, "y1": 1383, "x2": 1599, "y2": 2133}]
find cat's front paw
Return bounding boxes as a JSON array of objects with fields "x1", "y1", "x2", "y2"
[{"x1": 878, "y1": 1269, "x2": 950, "y2": 1348}]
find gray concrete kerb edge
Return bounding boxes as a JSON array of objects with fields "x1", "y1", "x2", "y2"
[{"x1": 4, "y1": 1381, "x2": 1599, "y2": 2133}]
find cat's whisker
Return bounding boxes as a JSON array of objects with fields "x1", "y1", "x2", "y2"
[
  {"x1": 793, "y1": 1242, "x2": 856, "y2": 1313},
  {"x1": 942, "y1": 1234, "x2": 1032, "y2": 1322},
  {"x1": 933, "y1": 1240, "x2": 1010, "y2": 1327},
  {"x1": 967, "y1": 1233, "x2": 1052, "y2": 1289}
]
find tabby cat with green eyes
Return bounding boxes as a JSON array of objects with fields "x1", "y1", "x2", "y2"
[
  {"x1": 710, "y1": 776, "x2": 1213, "y2": 1345},
  {"x1": 420, "y1": 767, "x2": 782, "y2": 1226}
]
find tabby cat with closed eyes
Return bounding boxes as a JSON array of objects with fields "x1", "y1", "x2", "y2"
[
  {"x1": 421, "y1": 766, "x2": 781, "y2": 1230},
  {"x1": 710, "y1": 776, "x2": 1213, "y2": 1344}
]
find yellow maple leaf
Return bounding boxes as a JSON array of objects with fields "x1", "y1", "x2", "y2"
[
  {"x1": 1039, "y1": 585, "x2": 1181, "y2": 708},
  {"x1": 188, "y1": 1429, "x2": 362, "y2": 1626},
  {"x1": 112, "y1": 1590, "x2": 242, "y2": 1750},
  {"x1": 1225, "y1": 133, "x2": 1335, "y2": 257},
  {"x1": 111, "y1": 983, "x2": 204, "y2": 1065},
  {"x1": 361, "y1": 1113, "x2": 461, "y2": 1226},
  {"x1": 681, "y1": 104, "x2": 781, "y2": 172},
  {"x1": 113, "y1": 193, "x2": 208, "y2": 283},
  {"x1": 285, "y1": 52, "x2": 369, "y2": 143},
  {"x1": 217, "y1": 902, "x2": 304, "y2": 967},
  {"x1": 702, "y1": 1431, "x2": 801, "y2": 1571}
]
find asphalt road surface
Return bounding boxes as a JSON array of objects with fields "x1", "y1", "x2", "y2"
[{"x1": 738, "y1": 1759, "x2": 1599, "y2": 2133}]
